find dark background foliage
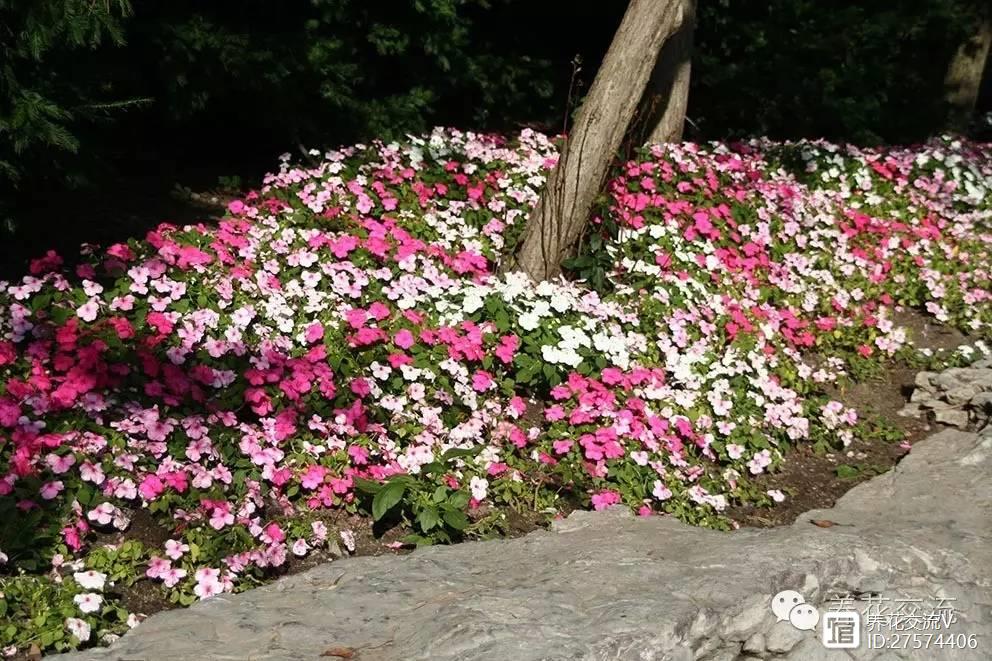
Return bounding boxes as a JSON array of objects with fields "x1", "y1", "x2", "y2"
[{"x1": 1, "y1": 0, "x2": 989, "y2": 274}]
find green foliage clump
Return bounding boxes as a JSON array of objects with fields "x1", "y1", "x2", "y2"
[
  {"x1": 692, "y1": 0, "x2": 988, "y2": 144},
  {"x1": 0, "y1": 1, "x2": 143, "y2": 189}
]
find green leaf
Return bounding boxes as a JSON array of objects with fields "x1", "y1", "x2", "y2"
[
  {"x1": 352, "y1": 476, "x2": 383, "y2": 494},
  {"x1": 448, "y1": 490, "x2": 470, "y2": 509},
  {"x1": 371, "y1": 480, "x2": 406, "y2": 521},
  {"x1": 441, "y1": 447, "x2": 479, "y2": 462},
  {"x1": 441, "y1": 508, "x2": 469, "y2": 531},
  {"x1": 417, "y1": 507, "x2": 440, "y2": 532}
]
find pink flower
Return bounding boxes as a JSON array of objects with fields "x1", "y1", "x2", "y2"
[
  {"x1": 164, "y1": 539, "x2": 189, "y2": 561},
  {"x1": 590, "y1": 490, "x2": 622, "y2": 511},
  {"x1": 138, "y1": 474, "x2": 165, "y2": 500},
  {"x1": 76, "y1": 299, "x2": 100, "y2": 322},
  {"x1": 162, "y1": 567, "x2": 187, "y2": 588},
  {"x1": 300, "y1": 465, "x2": 328, "y2": 489},
  {"x1": 471, "y1": 370, "x2": 494, "y2": 392},
  {"x1": 208, "y1": 503, "x2": 234, "y2": 530},
  {"x1": 345, "y1": 308, "x2": 368, "y2": 329},
  {"x1": 79, "y1": 461, "x2": 105, "y2": 485},
  {"x1": 368, "y1": 302, "x2": 390, "y2": 320},
  {"x1": 145, "y1": 556, "x2": 171, "y2": 579},
  {"x1": 350, "y1": 378, "x2": 371, "y2": 397},
  {"x1": 193, "y1": 567, "x2": 223, "y2": 599},
  {"x1": 494, "y1": 335, "x2": 519, "y2": 363},
  {"x1": 305, "y1": 322, "x2": 324, "y2": 343},
  {"x1": 394, "y1": 329, "x2": 415, "y2": 349},
  {"x1": 262, "y1": 523, "x2": 285, "y2": 544},
  {"x1": 87, "y1": 502, "x2": 116, "y2": 526},
  {"x1": 40, "y1": 481, "x2": 64, "y2": 500},
  {"x1": 652, "y1": 480, "x2": 673, "y2": 501},
  {"x1": 767, "y1": 489, "x2": 786, "y2": 503}
]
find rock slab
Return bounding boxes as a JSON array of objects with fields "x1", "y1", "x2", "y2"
[{"x1": 54, "y1": 429, "x2": 992, "y2": 660}]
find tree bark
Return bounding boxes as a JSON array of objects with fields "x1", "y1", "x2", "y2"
[
  {"x1": 944, "y1": 12, "x2": 991, "y2": 132},
  {"x1": 645, "y1": 0, "x2": 696, "y2": 144},
  {"x1": 510, "y1": 0, "x2": 686, "y2": 282}
]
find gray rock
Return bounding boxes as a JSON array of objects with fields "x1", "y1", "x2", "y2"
[
  {"x1": 700, "y1": 647, "x2": 740, "y2": 661},
  {"x1": 742, "y1": 632, "x2": 766, "y2": 654},
  {"x1": 897, "y1": 404, "x2": 922, "y2": 418},
  {"x1": 971, "y1": 391, "x2": 992, "y2": 411},
  {"x1": 783, "y1": 637, "x2": 843, "y2": 661},
  {"x1": 765, "y1": 621, "x2": 806, "y2": 653},
  {"x1": 946, "y1": 384, "x2": 981, "y2": 405},
  {"x1": 52, "y1": 430, "x2": 992, "y2": 661},
  {"x1": 934, "y1": 370, "x2": 962, "y2": 390},
  {"x1": 967, "y1": 371, "x2": 992, "y2": 390},
  {"x1": 934, "y1": 408, "x2": 970, "y2": 428},
  {"x1": 913, "y1": 371, "x2": 937, "y2": 392}
]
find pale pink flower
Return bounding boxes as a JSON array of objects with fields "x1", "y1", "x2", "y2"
[
  {"x1": 76, "y1": 298, "x2": 100, "y2": 322},
  {"x1": 73, "y1": 570, "x2": 107, "y2": 591},
  {"x1": 40, "y1": 480, "x2": 64, "y2": 500},
  {"x1": 65, "y1": 617, "x2": 91, "y2": 642},
  {"x1": 164, "y1": 539, "x2": 189, "y2": 560},
  {"x1": 73, "y1": 593, "x2": 103, "y2": 614}
]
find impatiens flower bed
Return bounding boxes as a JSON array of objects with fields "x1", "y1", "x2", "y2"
[{"x1": 1, "y1": 127, "x2": 991, "y2": 654}]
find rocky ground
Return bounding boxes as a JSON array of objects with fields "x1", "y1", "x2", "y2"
[
  {"x1": 901, "y1": 356, "x2": 992, "y2": 430},
  {"x1": 50, "y1": 361, "x2": 992, "y2": 661}
]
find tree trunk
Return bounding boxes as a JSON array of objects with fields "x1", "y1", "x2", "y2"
[
  {"x1": 645, "y1": 0, "x2": 696, "y2": 144},
  {"x1": 510, "y1": 0, "x2": 687, "y2": 281},
  {"x1": 944, "y1": 13, "x2": 991, "y2": 132}
]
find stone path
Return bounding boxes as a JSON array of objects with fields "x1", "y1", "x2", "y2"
[{"x1": 53, "y1": 426, "x2": 991, "y2": 661}]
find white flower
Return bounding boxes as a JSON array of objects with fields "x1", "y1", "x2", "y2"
[
  {"x1": 462, "y1": 290, "x2": 485, "y2": 314},
  {"x1": 65, "y1": 617, "x2": 91, "y2": 642},
  {"x1": 339, "y1": 529, "x2": 356, "y2": 552},
  {"x1": 470, "y1": 476, "x2": 489, "y2": 501},
  {"x1": 518, "y1": 311, "x2": 540, "y2": 331},
  {"x1": 291, "y1": 539, "x2": 309, "y2": 556},
  {"x1": 73, "y1": 570, "x2": 107, "y2": 591},
  {"x1": 74, "y1": 592, "x2": 103, "y2": 614}
]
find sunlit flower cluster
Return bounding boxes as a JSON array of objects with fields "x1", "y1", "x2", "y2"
[{"x1": 0, "y1": 128, "x2": 989, "y2": 654}]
